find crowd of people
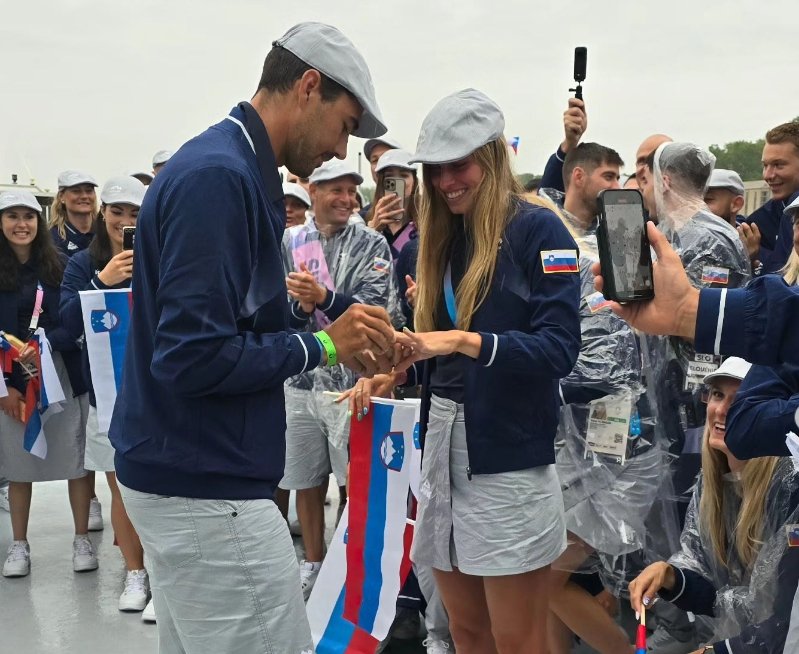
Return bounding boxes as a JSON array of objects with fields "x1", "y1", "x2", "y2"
[{"x1": 2, "y1": 19, "x2": 799, "y2": 654}]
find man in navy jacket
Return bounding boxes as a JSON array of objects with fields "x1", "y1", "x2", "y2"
[{"x1": 109, "y1": 22, "x2": 398, "y2": 653}]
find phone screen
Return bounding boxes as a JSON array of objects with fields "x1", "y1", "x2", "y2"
[
  {"x1": 122, "y1": 227, "x2": 136, "y2": 251},
  {"x1": 601, "y1": 191, "x2": 653, "y2": 300}
]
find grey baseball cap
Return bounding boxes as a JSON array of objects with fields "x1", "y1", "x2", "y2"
[
  {"x1": 273, "y1": 22, "x2": 386, "y2": 139},
  {"x1": 58, "y1": 170, "x2": 98, "y2": 189},
  {"x1": 376, "y1": 149, "x2": 417, "y2": 173},
  {"x1": 309, "y1": 160, "x2": 364, "y2": 186},
  {"x1": 282, "y1": 181, "x2": 311, "y2": 207},
  {"x1": 100, "y1": 176, "x2": 147, "y2": 207},
  {"x1": 152, "y1": 150, "x2": 174, "y2": 167},
  {"x1": 410, "y1": 89, "x2": 505, "y2": 165},
  {"x1": 364, "y1": 135, "x2": 402, "y2": 160},
  {"x1": 707, "y1": 169, "x2": 745, "y2": 196},
  {"x1": 0, "y1": 189, "x2": 42, "y2": 213}
]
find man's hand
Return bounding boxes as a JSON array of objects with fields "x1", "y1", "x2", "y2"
[
  {"x1": 737, "y1": 222, "x2": 761, "y2": 260},
  {"x1": 324, "y1": 304, "x2": 396, "y2": 376},
  {"x1": 592, "y1": 222, "x2": 699, "y2": 340},
  {"x1": 286, "y1": 263, "x2": 326, "y2": 313},
  {"x1": 561, "y1": 98, "x2": 587, "y2": 154}
]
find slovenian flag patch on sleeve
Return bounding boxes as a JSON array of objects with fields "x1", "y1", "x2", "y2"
[{"x1": 541, "y1": 249, "x2": 579, "y2": 273}]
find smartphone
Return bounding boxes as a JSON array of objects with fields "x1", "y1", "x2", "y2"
[
  {"x1": 596, "y1": 189, "x2": 654, "y2": 303},
  {"x1": 122, "y1": 226, "x2": 136, "y2": 251},
  {"x1": 383, "y1": 177, "x2": 406, "y2": 219}
]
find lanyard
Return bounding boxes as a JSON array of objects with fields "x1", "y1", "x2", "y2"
[
  {"x1": 28, "y1": 282, "x2": 44, "y2": 337},
  {"x1": 443, "y1": 261, "x2": 457, "y2": 325}
]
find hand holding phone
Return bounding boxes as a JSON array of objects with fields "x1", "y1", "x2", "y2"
[
  {"x1": 597, "y1": 189, "x2": 654, "y2": 303},
  {"x1": 383, "y1": 177, "x2": 406, "y2": 219}
]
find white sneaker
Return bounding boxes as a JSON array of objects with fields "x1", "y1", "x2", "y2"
[
  {"x1": 72, "y1": 535, "x2": 98, "y2": 572},
  {"x1": 119, "y1": 569, "x2": 149, "y2": 612},
  {"x1": 88, "y1": 497, "x2": 104, "y2": 531},
  {"x1": 299, "y1": 560, "x2": 321, "y2": 601},
  {"x1": 423, "y1": 638, "x2": 452, "y2": 654},
  {"x1": 0, "y1": 486, "x2": 9, "y2": 512},
  {"x1": 2, "y1": 541, "x2": 30, "y2": 577},
  {"x1": 141, "y1": 599, "x2": 157, "y2": 623}
]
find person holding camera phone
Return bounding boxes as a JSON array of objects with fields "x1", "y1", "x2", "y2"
[
  {"x1": 346, "y1": 89, "x2": 581, "y2": 654},
  {"x1": 59, "y1": 176, "x2": 153, "y2": 616},
  {"x1": 366, "y1": 149, "x2": 419, "y2": 257}
]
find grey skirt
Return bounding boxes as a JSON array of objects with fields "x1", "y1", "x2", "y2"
[
  {"x1": 0, "y1": 352, "x2": 88, "y2": 482},
  {"x1": 412, "y1": 394, "x2": 567, "y2": 576}
]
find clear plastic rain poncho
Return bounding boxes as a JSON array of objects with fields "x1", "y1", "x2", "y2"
[
  {"x1": 554, "y1": 210, "x2": 680, "y2": 591},
  {"x1": 667, "y1": 458, "x2": 799, "y2": 652},
  {"x1": 281, "y1": 218, "x2": 404, "y2": 444},
  {"x1": 644, "y1": 143, "x2": 751, "y2": 460}
]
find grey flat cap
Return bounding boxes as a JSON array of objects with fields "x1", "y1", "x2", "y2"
[
  {"x1": 364, "y1": 135, "x2": 402, "y2": 160},
  {"x1": 273, "y1": 22, "x2": 386, "y2": 139},
  {"x1": 309, "y1": 160, "x2": 364, "y2": 186},
  {"x1": 707, "y1": 168, "x2": 745, "y2": 196},
  {"x1": 282, "y1": 182, "x2": 311, "y2": 207},
  {"x1": 376, "y1": 149, "x2": 417, "y2": 173},
  {"x1": 410, "y1": 88, "x2": 505, "y2": 165}
]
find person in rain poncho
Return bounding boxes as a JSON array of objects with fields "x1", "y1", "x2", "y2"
[
  {"x1": 279, "y1": 159, "x2": 403, "y2": 601},
  {"x1": 630, "y1": 358, "x2": 799, "y2": 654}
]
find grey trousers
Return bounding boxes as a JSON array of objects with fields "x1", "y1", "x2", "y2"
[
  {"x1": 416, "y1": 564, "x2": 451, "y2": 642},
  {"x1": 120, "y1": 483, "x2": 313, "y2": 654}
]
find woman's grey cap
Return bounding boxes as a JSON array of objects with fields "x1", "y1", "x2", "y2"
[
  {"x1": 0, "y1": 189, "x2": 42, "y2": 213},
  {"x1": 58, "y1": 170, "x2": 98, "y2": 189},
  {"x1": 364, "y1": 135, "x2": 402, "y2": 160},
  {"x1": 309, "y1": 160, "x2": 364, "y2": 186},
  {"x1": 376, "y1": 149, "x2": 418, "y2": 174},
  {"x1": 100, "y1": 176, "x2": 147, "y2": 207},
  {"x1": 410, "y1": 89, "x2": 505, "y2": 165},
  {"x1": 152, "y1": 150, "x2": 174, "y2": 167},
  {"x1": 273, "y1": 22, "x2": 386, "y2": 139},
  {"x1": 282, "y1": 182, "x2": 311, "y2": 207}
]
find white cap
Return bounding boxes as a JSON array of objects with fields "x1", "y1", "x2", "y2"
[
  {"x1": 58, "y1": 170, "x2": 98, "y2": 189},
  {"x1": 152, "y1": 150, "x2": 173, "y2": 167},
  {"x1": 376, "y1": 149, "x2": 418, "y2": 174},
  {"x1": 364, "y1": 135, "x2": 402, "y2": 160},
  {"x1": 703, "y1": 357, "x2": 751, "y2": 384},
  {"x1": 100, "y1": 176, "x2": 147, "y2": 207},
  {"x1": 411, "y1": 89, "x2": 505, "y2": 165},
  {"x1": 309, "y1": 160, "x2": 364, "y2": 186},
  {"x1": 272, "y1": 22, "x2": 386, "y2": 138},
  {"x1": 0, "y1": 189, "x2": 42, "y2": 213},
  {"x1": 283, "y1": 182, "x2": 311, "y2": 207},
  {"x1": 707, "y1": 169, "x2": 745, "y2": 196},
  {"x1": 127, "y1": 170, "x2": 154, "y2": 183},
  {"x1": 784, "y1": 195, "x2": 799, "y2": 215}
]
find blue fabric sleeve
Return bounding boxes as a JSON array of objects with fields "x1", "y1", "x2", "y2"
[
  {"x1": 540, "y1": 148, "x2": 566, "y2": 192},
  {"x1": 658, "y1": 566, "x2": 718, "y2": 616}
]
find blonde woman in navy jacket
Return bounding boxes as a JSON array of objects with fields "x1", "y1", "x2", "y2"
[{"x1": 348, "y1": 90, "x2": 581, "y2": 654}]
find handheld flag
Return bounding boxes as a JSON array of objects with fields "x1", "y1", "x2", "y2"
[
  {"x1": 636, "y1": 605, "x2": 646, "y2": 654},
  {"x1": 21, "y1": 331, "x2": 66, "y2": 459},
  {"x1": 507, "y1": 136, "x2": 520, "y2": 154}
]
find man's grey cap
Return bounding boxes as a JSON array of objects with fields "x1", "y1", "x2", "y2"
[
  {"x1": 282, "y1": 182, "x2": 311, "y2": 207},
  {"x1": 785, "y1": 194, "x2": 799, "y2": 215},
  {"x1": 309, "y1": 160, "x2": 364, "y2": 186},
  {"x1": 376, "y1": 149, "x2": 418, "y2": 173},
  {"x1": 707, "y1": 168, "x2": 745, "y2": 196},
  {"x1": 410, "y1": 89, "x2": 505, "y2": 165},
  {"x1": 152, "y1": 150, "x2": 174, "y2": 167},
  {"x1": 364, "y1": 135, "x2": 402, "y2": 160},
  {"x1": 273, "y1": 22, "x2": 386, "y2": 139}
]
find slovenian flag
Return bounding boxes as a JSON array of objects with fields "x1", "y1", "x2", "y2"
[
  {"x1": 307, "y1": 507, "x2": 381, "y2": 654},
  {"x1": 79, "y1": 289, "x2": 132, "y2": 432},
  {"x1": 507, "y1": 136, "x2": 520, "y2": 154},
  {"x1": 541, "y1": 249, "x2": 579, "y2": 273},
  {"x1": 343, "y1": 398, "x2": 418, "y2": 640},
  {"x1": 22, "y1": 331, "x2": 66, "y2": 459}
]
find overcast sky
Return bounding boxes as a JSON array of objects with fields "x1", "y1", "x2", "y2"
[{"x1": 2, "y1": 0, "x2": 795, "y2": 192}]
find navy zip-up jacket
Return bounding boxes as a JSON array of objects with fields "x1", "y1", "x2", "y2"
[
  {"x1": 413, "y1": 202, "x2": 582, "y2": 475},
  {"x1": 746, "y1": 190, "x2": 799, "y2": 274},
  {"x1": 109, "y1": 104, "x2": 323, "y2": 500},
  {"x1": 60, "y1": 249, "x2": 129, "y2": 407}
]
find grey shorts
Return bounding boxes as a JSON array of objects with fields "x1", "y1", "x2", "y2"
[
  {"x1": 83, "y1": 405, "x2": 115, "y2": 472},
  {"x1": 412, "y1": 395, "x2": 567, "y2": 576},
  {"x1": 279, "y1": 386, "x2": 349, "y2": 490}
]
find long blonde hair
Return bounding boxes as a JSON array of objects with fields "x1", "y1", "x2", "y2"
[
  {"x1": 414, "y1": 138, "x2": 522, "y2": 332},
  {"x1": 49, "y1": 188, "x2": 99, "y2": 240},
  {"x1": 782, "y1": 249, "x2": 799, "y2": 286},
  {"x1": 699, "y1": 424, "x2": 781, "y2": 570}
]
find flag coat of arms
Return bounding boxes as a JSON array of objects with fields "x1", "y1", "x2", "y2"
[{"x1": 79, "y1": 289, "x2": 132, "y2": 431}]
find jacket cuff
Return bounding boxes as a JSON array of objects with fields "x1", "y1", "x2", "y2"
[
  {"x1": 90, "y1": 274, "x2": 111, "y2": 290},
  {"x1": 696, "y1": 288, "x2": 746, "y2": 356},
  {"x1": 657, "y1": 566, "x2": 686, "y2": 602},
  {"x1": 290, "y1": 302, "x2": 312, "y2": 321},
  {"x1": 475, "y1": 332, "x2": 499, "y2": 367},
  {"x1": 712, "y1": 640, "x2": 730, "y2": 654},
  {"x1": 293, "y1": 332, "x2": 323, "y2": 373}
]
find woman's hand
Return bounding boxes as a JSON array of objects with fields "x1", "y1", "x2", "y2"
[
  {"x1": 405, "y1": 275, "x2": 417, "y2": 308},
  {"x1": 337, "y1": 373, "x2": 396, "y2": 420},
  {"x1": 16, "y1": 343, "x2": 37, "y2": 366},
  {"x1": 286, "y1": 263, "x2": 326, "y2": 313},
  {"x1": 628, "y1": 561, "x2": 676, "y2": 614},
  {"x1": 368, "y1": 194, "x2": 404, "y2": 231},
  {"x1": 737, "y1": 222, "x2": 761, "y2": 260},
  {"x1": 98, "y1": 250, "x2": 134, "y2": 286},
  {"x1": 393, "y1": 328, "x2": 482, "y2": 372},
  {"x1": 0, "y1": 387, "x2": 24, "y2": 422}
]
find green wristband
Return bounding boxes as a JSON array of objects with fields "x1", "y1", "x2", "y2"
[{"x1": 314, "y1": 331, "x2": 337, "y2": 367}]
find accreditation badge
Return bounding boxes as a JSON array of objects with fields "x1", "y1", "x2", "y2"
[{"x1": 585, "y1": 393, "x2": 632, "y2": 465}]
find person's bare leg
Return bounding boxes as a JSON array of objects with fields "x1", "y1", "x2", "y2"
[
  {"x1": 296, "y1": 486, "x2": 325, "y2": 561},
  {"x1": 483, "y1": 565, "x2": 553, "y2": 654},
  {"x1": 8, "y1": 482, "x2": 32, "y2": 541},
  {"x1": 106, "y1": 472, "x2": 144, "y2": 570},
  {"x1": 87, "y1": 469, "x2": 96, "y2": 497},
  {"x1": 274, "y1": 487, "x2": 289, "y2": 521},
  {"x1": 547, "y1": 611, "x2": 575, "y2": 654},
  {"x1": 433, "y1": 568, "x2": 498, "y2": 654},
  {"x1": 68, "y1": 475, "x2": 93, "y2": 535}
]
